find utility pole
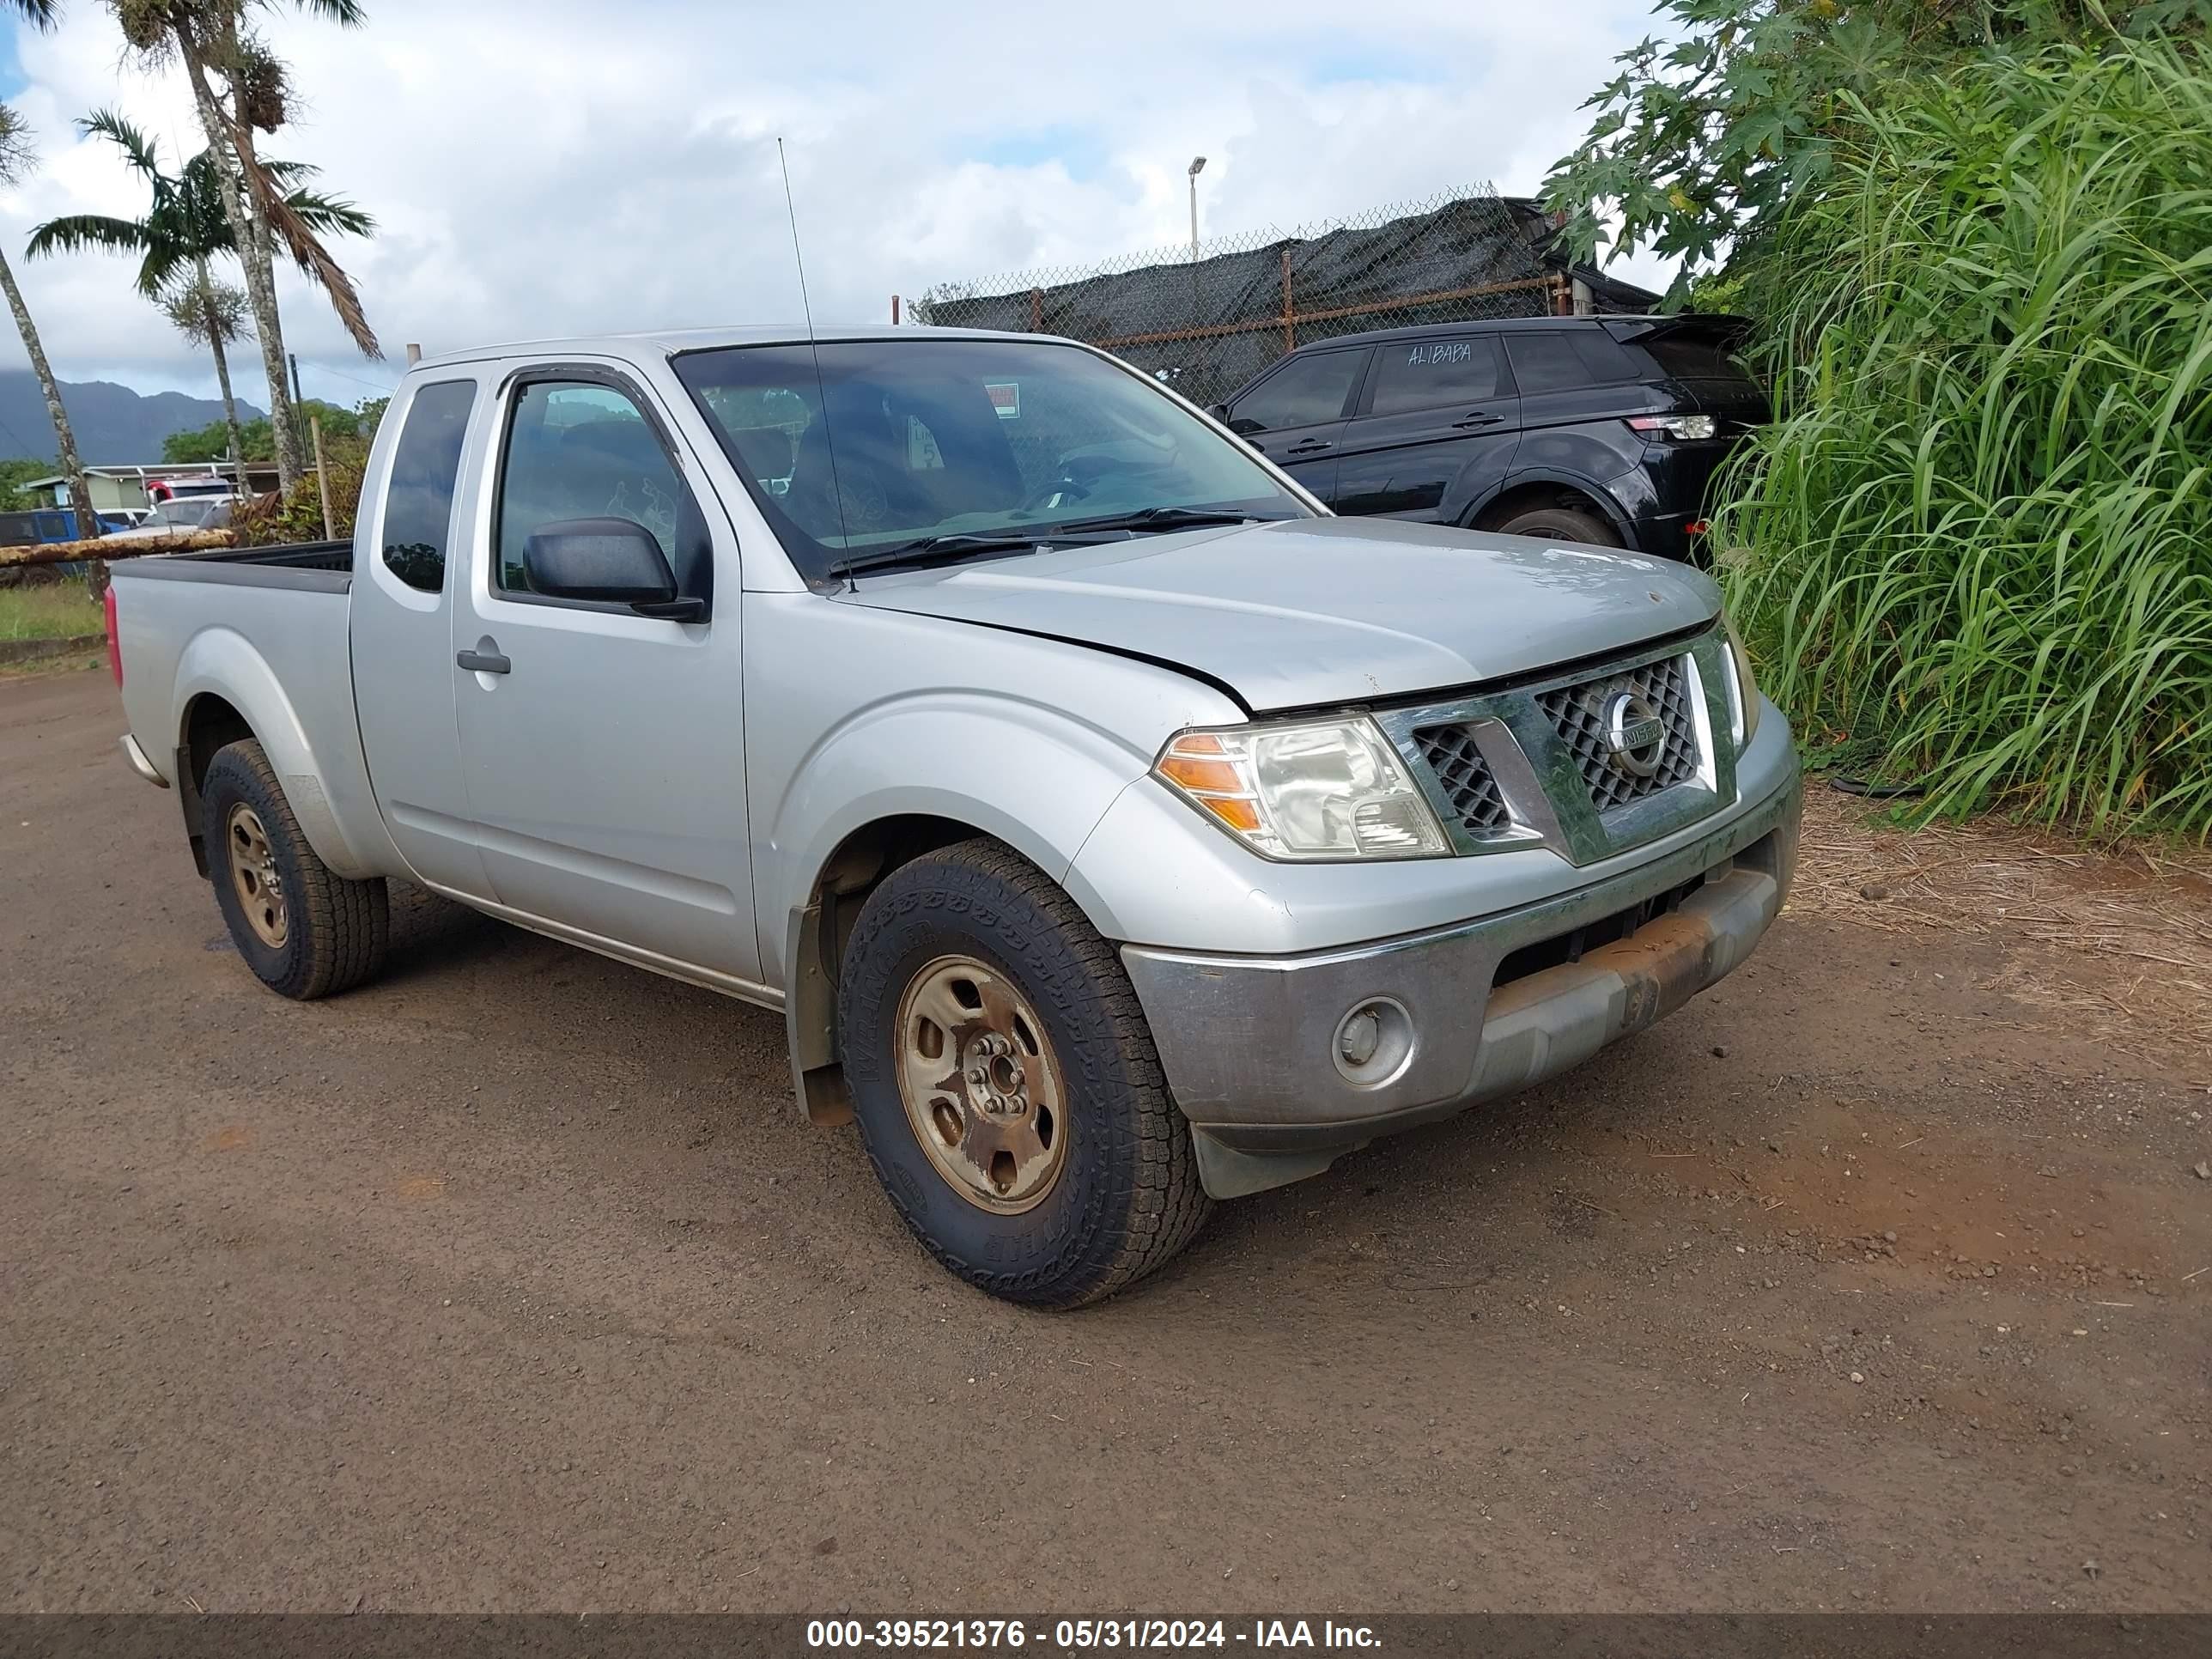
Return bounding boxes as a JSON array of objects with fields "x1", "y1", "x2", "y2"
[
  {"x1": 288, "y1": 352, "x2": 307, "y2": 471},
  {"x1": 309, "y1": 414, "x2": 334, "y2": 542},
  {"x1": 1187, "y1": 156, "x2": 1207, "y2": 261}
]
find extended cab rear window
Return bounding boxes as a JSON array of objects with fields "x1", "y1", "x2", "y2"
[{"x1": 380, "y1": 380, "x2": 477, "y2": 592}]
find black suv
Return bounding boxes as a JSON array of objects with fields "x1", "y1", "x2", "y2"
[{"x1": 1209, "y1": 314, "x2": 1765, "y2": 562}]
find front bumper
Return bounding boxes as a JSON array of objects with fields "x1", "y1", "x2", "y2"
[{"x1": 1121, "y1": 758, "x2": 1801, "y2": 1198}]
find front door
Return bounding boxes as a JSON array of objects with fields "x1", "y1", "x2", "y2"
[
  {"x1": 1331, "y1": 334, "x2": 1519, "y2": 522},
  {"x1": 1222, "y1": 346, "x2": 1370, "y2": 504},
  {"x1": 450, "y1": 363, "x2": 758, "y2": 985}
]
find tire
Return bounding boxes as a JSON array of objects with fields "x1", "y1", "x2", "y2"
[
  {"x1": 1490, "y1": 502, "x2": 1623, "y2": 549},
  {"x1": 202, "y1": 738, "x2": 389, "y2": 1000},
  {"x1": 836, "y1": 838, "x2": 1211, "y2": 1307}
]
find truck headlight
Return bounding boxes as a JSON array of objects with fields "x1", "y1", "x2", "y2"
[
  {"x1": 1723, "y1": 618, "x2": 1761, "y2": 748},
  {"x1": 1155, "y1": 717, "x2": 1450, "y2": 860}
]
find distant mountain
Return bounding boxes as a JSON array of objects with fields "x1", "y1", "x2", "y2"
[{"x1": 0, "y1": 370, "x2": 267, "y2": 465}]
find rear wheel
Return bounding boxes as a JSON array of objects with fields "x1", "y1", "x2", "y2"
[
  {"x1": 1490, "y1": 501, "x2": 1622, "y2": 549},
  {"x1": 202, "y1": 738, "x2": 388, "y2": 1000},
  {"x1": 836, "y1": 838, "x2": 1211, "y2": 1307}
]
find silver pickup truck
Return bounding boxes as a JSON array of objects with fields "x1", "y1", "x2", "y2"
[{"x1": 109, "y1": 325, "x2": 1800, "y2": 1306}]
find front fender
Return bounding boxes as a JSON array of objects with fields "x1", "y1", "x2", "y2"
[
  {"x1": 762, "y1": 690, "x2": 1161, "y2": 982},
  {"x1": 173, "y1": 628, "x2": 379, "y2": 879}
]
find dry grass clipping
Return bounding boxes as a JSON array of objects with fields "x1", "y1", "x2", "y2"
[{"x1": 1792, "y1": 787, "x2": 2212, "y2": 1063}]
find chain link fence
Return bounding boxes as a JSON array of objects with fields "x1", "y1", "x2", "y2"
[{"x1": 909, "y1": 186, "x2": 1620, "y2": 408}]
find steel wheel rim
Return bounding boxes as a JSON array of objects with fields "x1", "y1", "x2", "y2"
[
  {"x1": 225, "y1": 803, "x2": 288, "y2": 950},
  {"x1": 893, "y1": 954, "x2": 1068, "y2": 1214}
]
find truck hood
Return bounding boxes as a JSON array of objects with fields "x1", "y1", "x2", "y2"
[{"x1": 838, "y1": 515, "x2": 1722, "y2": 712}]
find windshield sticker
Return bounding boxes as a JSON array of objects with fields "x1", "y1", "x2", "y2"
[
  {"x1": 986, "y1": 381, "x2": 1020, "y2": 419},
  {"x1": 1406, "y1": 342, "x2": 1474, "y2": 367}
]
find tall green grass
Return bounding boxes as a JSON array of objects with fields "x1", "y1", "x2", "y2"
[
  {"x1": 0, "y1": 581, "x2": 103, "y2": 642},
  {"x1": 1717, "y1": 37, "x2": 2212, "y2": 834}
]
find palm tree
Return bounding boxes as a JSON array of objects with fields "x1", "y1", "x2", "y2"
[
  {"x1": 161, "y1": 271, "x2": 252, "y2": 476},
  {"x1": 0, "y1": 3, "x2": 99, "y2": 579},
  {"x1": 113, "y1": 1, "x2": 379, "y2": 492},
  {"x1": 0, "y1": 103, "x2": 101, "y2": 586},
  {"x1": 27, "y1": 108, "x2": 374, "y2": 483}
]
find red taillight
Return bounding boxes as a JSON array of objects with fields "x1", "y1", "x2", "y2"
[
  {"x1": 104, "y1": 583, "x2": 123, "y2": 687},
  {"x1": 1685, "y1": 520, "x2": 1711, "y2": 537}
]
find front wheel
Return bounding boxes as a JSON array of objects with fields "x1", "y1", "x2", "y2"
[{"x1": 836, "y1": 839, "x2": 1211, "y2": 1307}]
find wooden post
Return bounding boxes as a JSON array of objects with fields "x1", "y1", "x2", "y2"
[
  {"x1": 1030, "y1": 288, "x2": 1043, "y2": 332},
  {"x1": 1280, "y1": 248, "x2": 1295, "y2": 352},
  {"x1": 310, "y1": 415, "x2": 335, "y2": 542},
  {"x1": 890, "y1": 294, "x2": 901, "y2": 325}
]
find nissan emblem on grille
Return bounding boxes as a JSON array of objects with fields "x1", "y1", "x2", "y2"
[
  {"x1": 1534, "y1": 653, "x2": 1702, "y2": 813},
  {"x1": 1602, "y1": 690, "x2": 1668, "y2": 777}
]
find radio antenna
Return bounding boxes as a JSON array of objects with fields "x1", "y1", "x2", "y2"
[{"x1": 777, "y1": 136, "x2": 852, "y2": 586}]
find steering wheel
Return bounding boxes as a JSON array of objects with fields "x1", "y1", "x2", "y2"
[{"x1": 1018, "y1": 475, "x2": 1091, "y2": 515}]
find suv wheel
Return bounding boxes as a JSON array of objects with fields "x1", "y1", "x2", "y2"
[
  {"x1": 1491, "y1": 502, "x2": 1622, "y2": 549},
  {"x1": 835, "y1": 838, "x2": 1211, "y2": 1307}
]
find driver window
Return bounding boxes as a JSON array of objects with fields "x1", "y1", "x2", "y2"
[{"x1": 495, "y1": 380, "x2": 688, "y2": 592}]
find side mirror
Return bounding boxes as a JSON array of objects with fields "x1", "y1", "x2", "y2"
[
  {"x1": 520, "y1": 518, "x2": 702, "y2": 619},
  {"x1": 1206, "y1": 403, "x2": 1231, "y2": 422}
]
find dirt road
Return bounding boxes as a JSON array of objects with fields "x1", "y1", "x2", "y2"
[{"x1": 3, "y1": 665, "x2": 2207, "y2": 1613}]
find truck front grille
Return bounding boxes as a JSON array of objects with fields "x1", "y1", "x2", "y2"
[
  {"x1": 1535, "y1": 654, "x2": 1699, "y2": 813},
  {"x1": 1410, "y1": 724, "x2": 1513, "y2": 839}
]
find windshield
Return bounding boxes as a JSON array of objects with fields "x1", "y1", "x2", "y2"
[
  {"x1": 149, "y1": 498, "x2": 225, "y2": 529},
  {"x1": 672, "y1": 338, "x2": 1310, "y2": 580}
]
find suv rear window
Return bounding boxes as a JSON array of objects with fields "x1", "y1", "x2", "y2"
[
  {"x1": 1504, "y1": 330, "x2": 1639, "y2": 393},
  {"x1": 1636, "y1": 334, "x2": 1758, "y2": 384}
]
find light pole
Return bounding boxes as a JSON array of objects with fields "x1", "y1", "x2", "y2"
[{"x1": 1187, "y1": 155, "x2": 1206, "y2": 261}]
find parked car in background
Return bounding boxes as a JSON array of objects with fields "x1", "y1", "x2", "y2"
[
  {"x1": 1210, "y1": 314, "x2": 1765, "y2": 562},
  {"x1": 108, "y1": 324, "x2": 1798, "y2": 1308},
  {"x1": 103, "y1": 495, "x2": 234, "y2": 542},
  {"x1": 146, "y1": 476, "x2": 238, "y2": 506}
]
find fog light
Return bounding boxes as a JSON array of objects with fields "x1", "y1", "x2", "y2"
[
  {"x1": 1340, "y1": 1009, "x2": 1381, "y2": 1066},
  {"x1": 1332, "y1": 998, "x2": 1415, "y2": 1087}
]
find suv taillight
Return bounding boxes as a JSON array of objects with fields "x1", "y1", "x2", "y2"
[
  {"x1": 104, "y1": 583, "x2": 122, "y2": 687},
  {"x1": 1627, "y1": 414, "x2": 1718, "y2": 441}
]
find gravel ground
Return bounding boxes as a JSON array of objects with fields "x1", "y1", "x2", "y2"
[{"x1": 3, "y1": 664, "x2": 2207, "y2": 1613}]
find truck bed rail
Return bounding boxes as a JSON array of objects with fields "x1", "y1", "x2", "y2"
[{"x1": 109, "y1": 541, "x2": 354, "y2": 592}]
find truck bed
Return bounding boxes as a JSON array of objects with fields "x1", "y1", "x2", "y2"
[{"x1": 108, "y1": 538, "x2": 386, "y2": 878}]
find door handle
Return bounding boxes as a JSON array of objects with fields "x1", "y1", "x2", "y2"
[
  {"x1": 1285, "y1": 440, "x2": 1334, "y2": 455},
  {"x1": 1452, "y1": 412, "x2": 1505, "y2": 428},
  {"x1": 456, "y1": 641, "x2": 511, "y2": 675}
]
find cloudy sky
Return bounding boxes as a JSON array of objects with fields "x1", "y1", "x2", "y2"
[{"x1": 0, "y1": 0, "x2": 1670, "y2": 410}]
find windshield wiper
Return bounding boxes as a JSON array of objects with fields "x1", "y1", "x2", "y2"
[
  {"x1": 826, "y1": 529, "x2": 1119, "y2": 580},
  {"x1": 1051, "y1": 505, "x2": 1290, "y2": 536},
  {"x1": 826, "y1": 507, "x2": 1291, "y2": 580}
]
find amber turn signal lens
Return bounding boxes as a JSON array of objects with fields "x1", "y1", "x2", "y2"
[
  {"x1": 1158, "y1": 732, "x2": 1264, "y2": 833},
  {"x1": 1200, "y1": 796, "x2": 1262, "y2": 832},
  {"x1": 1158, "y1": 753, "x2": 1244, "y2": 794}
]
